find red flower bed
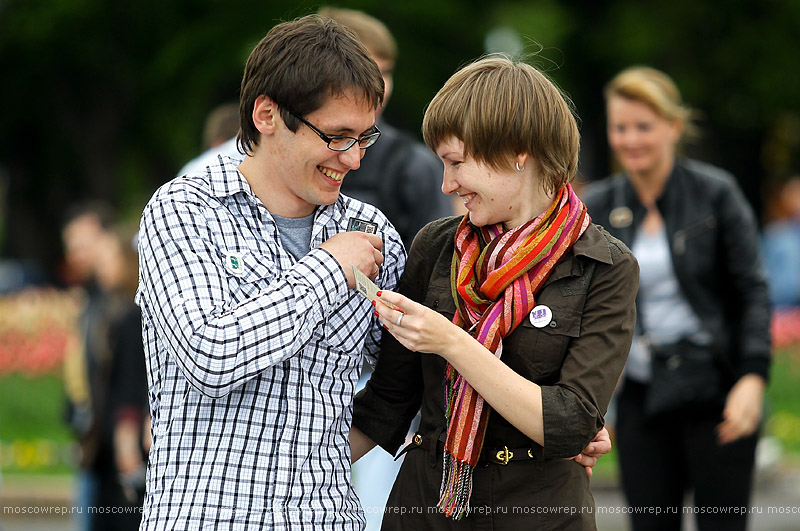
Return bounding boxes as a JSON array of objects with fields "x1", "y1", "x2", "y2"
[
  {"x1": 0, "y1": 288, "x2": 81, "y2": 376},
  {"x1": 772, "y1": 308, "x2": 800, "y2": 349}
]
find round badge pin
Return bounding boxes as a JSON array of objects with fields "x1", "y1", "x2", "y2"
[
  {"x1": 529, "y1": 305, "x2": 553, "y2": 328},
  {"x1": 609, "y1": 207, "x2": 633, "y2": 228}
]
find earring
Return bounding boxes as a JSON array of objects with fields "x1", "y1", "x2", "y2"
[{"x1": 515, "y1": 162, "x2": 525, "y2": 172}]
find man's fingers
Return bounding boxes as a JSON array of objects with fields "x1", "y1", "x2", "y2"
[
  {"x1": 374, "y1": 249, "x2": 384, "y2": 266},
  {"x1": 364, "y1": 232, "x2": 383, "y2": 251}
]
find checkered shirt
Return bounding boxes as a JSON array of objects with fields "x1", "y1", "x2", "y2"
[{"x1": 135, "y1": 156, "x2": 406, "y2": 530}]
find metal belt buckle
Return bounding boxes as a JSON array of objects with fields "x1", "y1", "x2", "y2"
[{"x1": 495, "y1": 446, "x2": 514, "y2": 465}]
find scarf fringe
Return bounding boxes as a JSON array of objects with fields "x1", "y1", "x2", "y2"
[{"x1": 437, "y1": 452, "x2": 474, "y2": 520}]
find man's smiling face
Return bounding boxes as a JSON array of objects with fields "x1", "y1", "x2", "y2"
[{"x1": 271, "y1": 90, "x2": 378, "y2": 217}]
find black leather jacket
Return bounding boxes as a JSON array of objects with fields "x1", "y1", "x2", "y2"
[{"x1": 583, "y1": 157, "x2": 771, "y2": 384}]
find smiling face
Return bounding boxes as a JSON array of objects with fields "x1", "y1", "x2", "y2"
[
  {"x1": 249, "y1": 90, "x2": 378, "y2": 218},
  {"x1": 436, "y1": 136, "x2": 544, "y2": 230},
  {"x1": 606, "y1": 96, "x2": 681, "y2": 181}
]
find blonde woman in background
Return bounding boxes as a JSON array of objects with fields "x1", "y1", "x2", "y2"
[{"x1": 583, "y1": 66, "x2": 771, "y2": 530}]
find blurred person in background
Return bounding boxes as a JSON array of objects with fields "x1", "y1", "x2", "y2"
[
  {"x1": 318, "y1": 6, "x2": 454, "y2": 248},
  {"x1": 60, "y1": 201, "x2": 116, "y2": 531},
  {"x1": 316, "y1": 7, "x2": 453, "y2": 529},
  {"x1": 583, "y1": 66, "x2": 771, "y2": 531},
  {"x1": 761, "y1": 176, "x2": 800, "y2": 309},
  {"x1": 88, "y1": 223, "x2": 150, "y2": 530},
  {"x1": 62, "y1": 208, "x2": 149, "y2": 531},
  {"x1": 177, "y1": 101, "x2": 240, "y2": 178},
  {"x1": 352, "y1": 55, "x2": 632, "y2": 529}
]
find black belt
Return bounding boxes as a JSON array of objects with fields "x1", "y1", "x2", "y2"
[{"x1": 403, "y1": 432, "x2": 538, "y2": 466}]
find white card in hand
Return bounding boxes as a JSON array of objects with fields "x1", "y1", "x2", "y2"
[{"x1": 352, "y1": 266, "x2": 396, "y2": 309}]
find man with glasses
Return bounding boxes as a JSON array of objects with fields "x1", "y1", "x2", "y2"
[
  {"x1": 135, "y1": 15, "x2": 404, "y2": 530},
  {"x1": 178, "y1": 8, "x2": 455, "y2": 249}
]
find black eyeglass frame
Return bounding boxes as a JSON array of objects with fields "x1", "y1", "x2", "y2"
[{"x1": 280, "y1": 104, "x2": 381, "y2": 152}]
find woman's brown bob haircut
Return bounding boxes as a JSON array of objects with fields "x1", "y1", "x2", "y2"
[
  {"x1": 238, "y1": 15, "x2": 384, "y2": 155},
  {"x1": 422, "y1": 54, "x2": 579, "y2": 194}
]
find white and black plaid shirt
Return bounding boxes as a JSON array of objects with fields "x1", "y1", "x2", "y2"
[{"x1": 135, "y1": 156, "x2": 406, "y2": 530}]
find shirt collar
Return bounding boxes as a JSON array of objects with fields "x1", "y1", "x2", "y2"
[
  {"x1": 208, "y1": 156, "x2": 254, "y2": 199},
  {"x1": 545, "y1": 224, "x2": 613, "y2": 285},
  {"x1": 571, "y1": 223, "x2": 614, "y2": 265}
]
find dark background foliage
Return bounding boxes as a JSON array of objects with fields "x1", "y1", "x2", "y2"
[{"x1": 2, "y1": 0, "x2": 799, "y2": 282}]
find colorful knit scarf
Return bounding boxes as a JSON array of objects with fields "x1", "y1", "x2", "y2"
[{"x1": 438, "y1": 183, "x2": 590, "y2": 519}]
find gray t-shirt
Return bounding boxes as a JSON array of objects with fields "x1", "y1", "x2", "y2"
[{"x1": 271, "y1": 212, "x2": 315, "y2": 261}]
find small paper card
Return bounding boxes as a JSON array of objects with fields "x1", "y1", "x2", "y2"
[{"x1": 352, "y1": 265, "x2": 396, "y2": 309}]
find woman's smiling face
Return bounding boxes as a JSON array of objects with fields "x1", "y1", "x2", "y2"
[
  {"x1": 606, "y1": 96, "x2": 681, "y2": 180},
  {"x1": 436, "y1": 136, "x2": 540, "y2": 230}
]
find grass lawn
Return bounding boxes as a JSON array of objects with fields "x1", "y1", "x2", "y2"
[
  {"x1": 764, "y1": 347, "x2": 800, "y2": 454},
  {"x1": 0, "y1": 373, "x2": 75, "y2": 474},
  {"x1": 0, "y1": 347, "x2": 798, "y2": 477}
]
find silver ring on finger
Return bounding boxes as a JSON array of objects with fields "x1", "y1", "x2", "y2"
[{"x1": 396, "y1": 314, "x2": 404, "y2": 326}]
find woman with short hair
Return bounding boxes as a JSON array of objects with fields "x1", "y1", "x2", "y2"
[{"x1": 350, "y1": 55, "x2": 639, "y2": 530}]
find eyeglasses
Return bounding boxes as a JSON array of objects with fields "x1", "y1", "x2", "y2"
[{"x1": 280, "y1": 104, "x2": 381, "y2": 152}]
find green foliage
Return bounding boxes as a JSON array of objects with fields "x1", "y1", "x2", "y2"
[
  {"x1": 1, "y1": 0, "x2": 800, "y2": 273},
  {"x1": 0, "y1": 374, "x2": 74, "y2": 474},
  {"x1": 0, "y1": 373, "x2": 72, "y2": 442},
  {"x1": 765, "y1": 348, "x2": 800, "y2": 454}
]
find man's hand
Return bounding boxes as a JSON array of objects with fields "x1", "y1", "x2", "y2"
[
  {"x1": 320, "y1": 232, "x2": 384, "y2": 288},
  {"x1": 570, "y1": 426, "x2": 612, "y2": 477}
]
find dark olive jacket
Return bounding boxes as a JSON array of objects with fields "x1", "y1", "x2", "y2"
[
  {"x1": 582, "y1": 157, "x2": 771, "y2": 384},
  {"x1": 352, "y1": 215, "x2": 638, "y2": 529}
]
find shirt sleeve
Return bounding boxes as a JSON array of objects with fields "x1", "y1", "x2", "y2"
[
  {"x1": 137, "y1": 196, "x2": 349, "y2": 398},
  {"x1": 541, "y1": 241, "x2": 639, "y2": 458}
]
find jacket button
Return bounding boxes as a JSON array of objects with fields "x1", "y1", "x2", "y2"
[
  {"x1": 549, "y1": 321, "x2": 557, "y2": 328},
  {"x1": 433, "y1": 300, "x2": 439, "y2": 308}
]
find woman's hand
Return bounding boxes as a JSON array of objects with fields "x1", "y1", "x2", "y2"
[
  {"x1": 373, "y1": 290, "x2": 469, "y2": 360},
  {"x1": 375, "y1": 289, "x2": 546, "y2": 445},
  {"x1": 717, "y1": 374, "x2": 765, "y2": 445}
]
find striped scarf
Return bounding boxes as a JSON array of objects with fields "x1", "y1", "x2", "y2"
[{"x1": 438, "y1": 184, "x2": 590, "y2": 519}]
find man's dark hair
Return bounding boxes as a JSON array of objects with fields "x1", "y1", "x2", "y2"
[
  {"x1": 62, "y1": 200, "x2": 116, "y2": 231},
  {"x1": 237, "y1": 14, "x2": 384, "y2": 155}
]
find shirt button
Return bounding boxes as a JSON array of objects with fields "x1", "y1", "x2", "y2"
[
  {"x1": 433, "y1": 299, "x2": 439, "y2": 308},
  {"x1": 549, "y1": 321, "x2": 557, "y2": 328}
]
